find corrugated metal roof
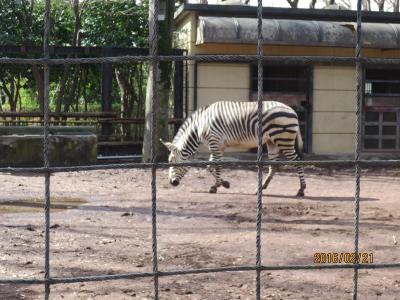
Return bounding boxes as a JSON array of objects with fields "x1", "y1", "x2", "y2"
[{"x1": 196, "y1": 16, "x2": 400, "y2": 48}]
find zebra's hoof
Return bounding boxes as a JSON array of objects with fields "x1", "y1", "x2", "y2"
[
  {"x1": 209, "y1": 186, "x2": 217, "y2": 193},
  {"x1": 296, "y1": 190, "x2": 305, "y2": 197},
  {"x1": 222, "y1": 181, "x2": 230, "y2": 189}
]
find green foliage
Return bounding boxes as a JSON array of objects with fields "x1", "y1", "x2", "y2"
[
  {"x1": 0, "y1": 0, "x2": 75, "y2": 46},
  {"x1": 0, "y1": 0, "x2": 149, "y2": 114},
  {"x1": 0, "y1": 0, "x2": 34, "y2": 44},
  {"x1": 81, "y1": 0, "x2": 148, "y2": 47}
]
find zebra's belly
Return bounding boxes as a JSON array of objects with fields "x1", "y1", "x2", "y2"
[{"x1": 226, "y1": 137, "x2": 262, "y2": 149}]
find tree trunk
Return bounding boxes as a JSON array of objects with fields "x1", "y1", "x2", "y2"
[
  {"x1": 55, "y1": 65, "x2": 70, "y2": 114},
  {"x1": 64, "y1": 66, "x2": 80, "y2": 112},
  {"x1": 1, "y1": 78, "x2": 20, "y2": 112},
  {"x1": 143, "y1": 66, "x2": 157, "y2": 162},
  {"x1": 136, "y1": 65, "x2": 145, "y2": 140},
  {"x1": 115, "y1": 67, "x2": 131, "y2": 138},
  {"x1": 59, "y1": 0, "x2": 82, "y2": 113},
  {"x1": 395, "y1": 0, "x2": 399, "y2": 12},
  {"x1": 32, "y1": 65, "x2": 44, "y2": 112},
  {"x1": 82, "y1": 68, "x2": 88, "y2": 112},
  {"x1": 286, "y1": 0, "x2": 299, "y2": 8},
  {"x1": 362, "y1": 0, "x2": 371, "y2": 10},
  {"x1": 374, "y1": 0, "x2": 385, "y2": 11},
  {"x1": 142, "y1": 0, "x2": 174, "y2": 162}
]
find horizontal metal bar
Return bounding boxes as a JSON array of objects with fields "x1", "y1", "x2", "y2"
[
  {"x1": 0, "y1": 111, "x2": 116, "y2": 118},
  {"x1": 1, "y1": 159, "x2": 400, "y2": 174},
  {"x1": 97, "y1": 155, "x2": 143, "y2": 160},
  {"x1": 1, "y1": 263, "x2": 399, "y2": 285},
  {"x1": 0, "y1": 55, "x2": 400, "y2": 65}
]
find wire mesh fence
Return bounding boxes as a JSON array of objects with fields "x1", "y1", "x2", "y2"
[{"x1": 1, "y1": 0, "x2": 400, "y2": 299}]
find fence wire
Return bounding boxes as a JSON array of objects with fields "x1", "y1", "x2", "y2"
[
  {"x1": 1, "y1": 0, "x2": 400, "y2": 299},
  {"x1": 2, "y1": 55, "x2": 400, "y2": 65}
]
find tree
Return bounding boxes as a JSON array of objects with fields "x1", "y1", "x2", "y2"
[
  {"x1": 142, "y1": 0, "x2": 175, "y2": 162},
  {"x1": 54, "y1": 0, "x2": 87, "y2": 114},
  {"x1": 363, "y1": 0, "x2": 372, "y2": 10},
  {"x1": 82, "y1": 0, "x2": 149, "y2": 138},
  {"x1": 0, "y1": 0, "x2": 36, "y2": 111},
  {"x1": 374, "y1": 0, "x2": 385, "y2": 11},
  {"x1": 287, "y1": 0, "x2": 300, "y2": 8}
]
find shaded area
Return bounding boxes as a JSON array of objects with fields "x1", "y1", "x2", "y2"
[{"x1": 0, "y1": 197, "x2": 87, "y2": 213}]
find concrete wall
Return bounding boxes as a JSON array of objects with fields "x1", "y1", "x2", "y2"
[
  {"x1": 0, "y1": 126, "x2": 97, "y2": 167},
  {"x1": 312, "y1": 66, "x2": 356, "y2": 154},
  {"x1": 197, "y1": 63, "x2": 250, "y2": 108}
]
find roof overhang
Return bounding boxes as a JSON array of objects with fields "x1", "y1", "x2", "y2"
[
  {"x1": 196, "y1": 16, "x2": 400, "y2": 49},
  {"x1": 175, "y1": 3, "x2": 400, "y2": 24}
]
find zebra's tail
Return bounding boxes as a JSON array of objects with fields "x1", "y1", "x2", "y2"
[{"x1": 294, "y1": 126, "x2": 304, "y2": 159}]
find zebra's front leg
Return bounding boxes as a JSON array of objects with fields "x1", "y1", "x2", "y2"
[
  {"x1": 262, "y1": 165, "x2": 275, "y2": 190},
  {"x1": 255, "y1": 150, "x2": 278, "y2": 194},
  {"x1": 207, "y1": 153, "x2": 230, "y2": 193}
]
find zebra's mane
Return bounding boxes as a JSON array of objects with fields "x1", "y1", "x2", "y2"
[{"x1": 172, "y1": 105, "x2": 209, "y2": 151}]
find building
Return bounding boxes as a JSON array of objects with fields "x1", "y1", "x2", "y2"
[{"x1": 174, "y1": 4, "x2": 400, "y2": 156}]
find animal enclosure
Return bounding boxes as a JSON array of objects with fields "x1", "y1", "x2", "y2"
[
  {"x1": 1, "y1": 0, "x2": 400, "y2": 299},
  {"x1": 0, "y1": 168, "x2": 399, "y2": 299}
]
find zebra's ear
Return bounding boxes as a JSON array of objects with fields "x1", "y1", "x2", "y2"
[{"x1": 160, "y1": 139, "x2": 177, "y2": 152}]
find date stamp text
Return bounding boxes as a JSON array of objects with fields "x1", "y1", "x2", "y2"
[{"x1": 314, "y1": 252, "x2": 374, "y2": 264}]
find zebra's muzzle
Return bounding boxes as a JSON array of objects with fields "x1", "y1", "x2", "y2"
[{"x1": 170, "y1": 179, "x2": 180, "y2": 186}]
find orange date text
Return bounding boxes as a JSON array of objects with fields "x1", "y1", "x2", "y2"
[{"x1": 314, "y1": 252, "x2": 373, "y2": 264}]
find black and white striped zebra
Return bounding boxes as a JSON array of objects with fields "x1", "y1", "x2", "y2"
[{"x1": 161, "y1": 101, "x2": 306, "y2": 196}]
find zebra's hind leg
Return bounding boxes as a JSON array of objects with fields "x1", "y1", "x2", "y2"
[
  {"x1": 281, "y1": 149, "x2": 306, "y2": 197},
  {"x1": 295, "y1": 160, "x2": 306, "y2": 197}
]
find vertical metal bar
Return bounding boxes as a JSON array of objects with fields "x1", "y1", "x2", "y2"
[
  {"x1": 174, "y1": 59, "x2": 184, "y2": 134},
  {"x1": 256, "y1": 0, "x2": 263, "y2": 299},
  {"x1": 101, "y1": 48, "x2": 113, "y2": 137},
  {"x1": 148, "y1": 0, "x2": 159, "y2": 297},
  {"x1": 43, "y1": 0, "x2": 51, "y2": 299},
  {"x1": 194, "y1": 62, "x2": 198, "y2": 110},
  {"x1": 353, "y1": 0, "x2": 363, "y2": 298}
]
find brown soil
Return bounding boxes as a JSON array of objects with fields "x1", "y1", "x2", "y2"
[{"x1": 0, "y1": 167, "x2": 399, "y2": 299}]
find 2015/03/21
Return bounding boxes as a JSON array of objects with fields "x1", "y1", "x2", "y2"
[{"x1": 314, "y1": 252, "x2": 374, "y2": 264}]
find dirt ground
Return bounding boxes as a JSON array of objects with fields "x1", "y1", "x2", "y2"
[{"x1": 0, "y1": 166, "x2": 399, "y2": 300}]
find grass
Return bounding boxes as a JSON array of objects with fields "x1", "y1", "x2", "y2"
[{"x1": 0, "y1": 197, "x2": 87, "y2": 214}]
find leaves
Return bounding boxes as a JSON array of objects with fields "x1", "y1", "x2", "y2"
[
  {"x1": 0, "y1": 0, "x2": 149, "y2": 112},
  {"x1": 81, "y1": 0, "x2": 149, "y2": 47}
]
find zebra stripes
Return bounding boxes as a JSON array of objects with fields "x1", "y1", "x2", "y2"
[{"x1": 161, "y1": 101, "x2": 306, "y2": 196}]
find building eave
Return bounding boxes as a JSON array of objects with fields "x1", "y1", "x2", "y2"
[{"x1": 175, "y1": 3, "x2": 400, "y2": 24}]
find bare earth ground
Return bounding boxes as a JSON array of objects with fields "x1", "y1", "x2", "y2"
[{"x1": 0, "y1": 166, "x2": 400, "y2": 300}]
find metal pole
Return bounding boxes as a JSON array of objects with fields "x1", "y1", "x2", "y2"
[
  {"x1": 256, "y1": 0, "x2": 264, "y2": 298},
  {"x1": 149, "y1": 0, "x2": 159, "y2": 297},
  {"x1": 352, "y1": 0, "x2": 363, "y2": 298},
  {"x1": 43, "y1": 0, "x2": 51, "y2": 299}
]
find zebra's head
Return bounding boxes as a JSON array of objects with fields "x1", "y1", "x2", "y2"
[{"x1": 161, "y1": 139, "x2": 188, "y2": 186}]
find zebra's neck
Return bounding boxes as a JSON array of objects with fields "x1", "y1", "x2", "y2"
[{"x1": 173, "y1": 109, "x2": 204, "y2": 159}]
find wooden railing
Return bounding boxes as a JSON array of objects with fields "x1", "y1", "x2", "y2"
[{"x1": 0, "y1": 112, "x2": 183, "y2": 155}]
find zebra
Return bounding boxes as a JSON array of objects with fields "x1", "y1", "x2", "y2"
[{"x1": 161, "y1": 101, "x2": 306, "y2": 196}]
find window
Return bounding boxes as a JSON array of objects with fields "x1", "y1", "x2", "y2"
[
  {"x1": 250, "y1": 64, "x2": 311, "y2": 152},
  {"x1": 363, "y1": 69, "x2": 400, "y2": 151},
  {"x1": 363, "y1": 111, "x2": 399, "y2": 150},
  {"x1": 251, "y1": 65, "x2": 309, "y2": 94}
]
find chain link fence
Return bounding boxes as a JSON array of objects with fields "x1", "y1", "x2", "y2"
[{"x1": 1, "y1": 0, "x2": 400, "y2": 299}]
